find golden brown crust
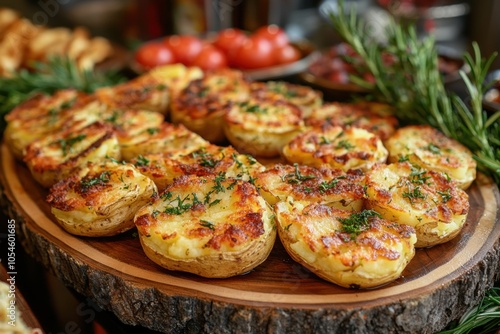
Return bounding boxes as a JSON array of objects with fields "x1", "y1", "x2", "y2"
[
  {"x1": 47, "y1": 161, "x2": 157, "y2": 236},
  {"x1": 170, "y1": 68, "x2": 251, "y2": 143},
  {"x1": 23, "y1": 121, "x2": 120, "y2": 188},
  {"x1": 305, "y1": 102, "x2": 399, "y2": 141},
  {"x1": 275, "y1": 201, "x2": 416, "y2": 288},
  {"x1": 255, "y1": 163, "x2": 366, "y2": 210},
  {"x1": 384, "y1": 125, "x2": 476, "y2": 189},
  {"x1": 364, "y1": 162, "x2": 469, "y2": 247},
  {"x1": 134, "y1": 174, "x2": 276, "y2": 278},
  {"x1": 131, "y1": 144, "x2": 264, "y2": 191},
  {"x1": 283, "y1": 125, "x2": 388, "y2": 171}
]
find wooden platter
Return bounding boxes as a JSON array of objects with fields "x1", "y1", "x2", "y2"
[{"x1": 1, "y1": 141, "x2": 499, "y2": 334}]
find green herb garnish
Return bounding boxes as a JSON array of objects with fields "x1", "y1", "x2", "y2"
[
  {"x1": 338, "y1": 209, "x2": 381, "y2": 236},
  {"x1": 80, "y1": 171, "x2": 111, "y2": 191},
  {"x1": 54, "y1": 134, "x2": 86, "y2": 156}
]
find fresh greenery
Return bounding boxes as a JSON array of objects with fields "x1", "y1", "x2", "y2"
[
  {"x1": 329, "y1": 1, "x2": 500, "y2": 184},
  {"x1": 329, "y1": 1, "x2": 500, "y2": 332},
  {"x1": 338, "y1": 209, "x2": 381, "y2": 236},
  {"x1": 0, "y1": 56, "x2": 125, "y2": 133}
]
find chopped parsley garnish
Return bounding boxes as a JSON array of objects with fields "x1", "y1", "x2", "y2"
[
  {"x1": 163, "y1": 194, "x2": 197, "y2": 215},
  {"x1": 134, "y1": 155, "x2": 150, "y2": 166},
  {"x1": 200, "y1": 220, "x2": 215, "y2": 230},
  {"x1": 80, "y1": 171, "x2": 111, "y2": 191},
  {"x1": 402, "y1": 185, "x2": 426, "y2": 203},
  {"x1": 240, "y1": 101, "x2": 267, "y2": 114},
  {"x1": 318, "y1": 176, "x2": 346, "y2": 193},
  {"x1": 398, "y1": 155, "x2": 410, "y2": 162},
  {"x1": 281, "y1": 163, "x2": 316, "y2": 184},
  {"x1": 409, "y1": 166, "x2": 431, "y2": 185},
  {"x1": 338, "y1": 210, "x2": 381, "y2": 237},
  {"x1": 54, "y1": 134, "x2": 86, "y2": 156},
  {"x1": 438, "y1": 189, "x2": 452, "y2": 203},
  {"x1": 425, "y1": 143, "x2": 441, "y2": 154},
  {"x1": 319, "y1": 136, "x2": 331, "y2": 145},
  {"x1": 335, "y1": 139, "x2": 355, "y2": 150},
  {"x1": 146, "y1": 127, "x2": 160, "y2": 135}
]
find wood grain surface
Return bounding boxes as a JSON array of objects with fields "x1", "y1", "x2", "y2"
[{"x1": 1, "y1": 142, "x2": 499, "y2": 334}]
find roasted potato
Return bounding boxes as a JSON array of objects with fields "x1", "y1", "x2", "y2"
[
  {"x1": 23, "y1": 121, "x2": 120, "y2": 188},
  {"x1": 364, "y1": 162, "x2": 469, "y2": 247},
  {"x1": 275, "y1": 200, "x2": 416, "y2": 288},
  {"x1": 224, "y1": 97, "x2": 305, "y2": 158},
  {"x1": 47, "y1": 161, "x2": 157, "y2": 237},
  {"x1": 134, "y1": 174, "x2": 276, "y2": 278},
  {"x1": 255, "y1": 163, "x2": 366, "y2": 211},
  {"x1": 384, "y1": 125, "x2": 476, "y2": 189},
  {"x1": 283, "y1": 125, "x2": 388, "y2": 171}
]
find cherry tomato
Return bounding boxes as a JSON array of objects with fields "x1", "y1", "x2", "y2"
[
  {"x1": 233, "y1": 36, "x2": 275, "y2": 69},
  {"x1": 191, "y1": 45, "x2": 228, "y2": 70},
  {"x1": 254, "y1": 24, "x2": 289, "y2": 50},
  {"x1": 135, "y1": 42, "x2": 176, "y2": 69},
  {"x1": 164, "y1": 35, "x2": 203, "y2": 65},
  {"x1": 213, "y1": 28, "x2": 248, "y2": 67},
  {"x1": 274, "y1": 44, "x2": 301, "y2": 65}
]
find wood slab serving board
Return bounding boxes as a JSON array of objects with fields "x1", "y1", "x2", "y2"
[{"x1": 1, "y1": 142, "x2": 499, "y2": 334}]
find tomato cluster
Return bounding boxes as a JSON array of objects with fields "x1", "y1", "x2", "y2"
[{"x1": 134, "y1": 25, "x2": 301, "y2": 71}]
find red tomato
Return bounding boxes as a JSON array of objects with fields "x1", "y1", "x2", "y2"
[
  {"x1": 233, "y1": 36, "x2": 275, "y2": 69},
  {"x1": 274, "y1": 44, "x2": 301, "y2": 65},
  {"x1": 191, "y1": 45, "x2": 228, "y2": 70},
  {"x1": 213, "y1": 28, "x2": 248, "y2": 67},
  {"x1": 163, "y1": 35, "x2": 203, "y2": 65},
  {"x1": 254, "y1": 24, "x2": 289, "y2": 50},
  {"x1": 135, "y1": 42, "x2": 176, "y2": 69}
]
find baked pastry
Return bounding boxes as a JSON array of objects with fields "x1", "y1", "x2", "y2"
[
  {"x1": 224, "y1": 97, "x2": 305, "y2": 157},
  {"x1": 384, "y1": 125, "x2": 476, "y2": 189},
  {"x1": 275, "y1": 200, "x2": 416, "y2": 288},
  {"x1": 170, "y1": 68, "x2": 251, "y2": 143},
  {"x1": 47, "y1": 161, "x2": 157, "y2": 236},
  {"x1": 134, "y1": 174, "x2": 276, "y2": 278},
  {"x1": 23, "y1": 121, "x2": 120, "y2": 188},
  {"x1": 119, "y1": 122, "x2": 209, "y2": 161},
  {"x1": 364, "y1": 162, "x2": 470, "y2": 247},
  {"x1": 131, "y1": 144, "x2": 264, "y2": 191},
  {"x1": 283, "y1": 125, "x2": 388, "y2": 171},
  {"x1": 305, "y1": 101, "x2": 399, "y2": 141},
  {"x1": 255, "y1": 163, "x2": 365, "y2": 211}
]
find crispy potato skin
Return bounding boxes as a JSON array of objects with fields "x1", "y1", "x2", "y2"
[
  {"x1": 134, "y1": 174, "x2": 276, "y2": 278},
  {"x1": 170, "y1": 68, "x2": 251, "y2": 143},
  {"x1": 255, "y1": 163, "x2": 366, "y2": 210},
  {"x1": 275, "y1": 201, "x2": 416, "y2": 288},
  {"x1": 384, "y1": 125, "x2": 476, "y2": 189},
  {"x1": 283, "y1": 125, "x2": 388, "y2": 171},
  {"x1": 47, "y1": 162, "x2": 157, "y2": 237},
  {"x1": 305, "y1": 102, "x2": 399, "y2": 141},
  {"x1": 23, "y1": 121, "x2": 121, "y2": 188},
  {"x1": 364, "y1": 162, "x2": 469, "y2": 247},
  {"x1": 131, "y1": 144, "x2": 264, "y2": 191}
]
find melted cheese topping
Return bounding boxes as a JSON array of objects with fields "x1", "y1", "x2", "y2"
[
  {"x1": 283, "y1": 125, "x2": 388, "y2": 171},
  {"x1": 275, "y1": 200, "x2": 416, "y2": 288},
  {"x1": 47, "y1": 161, "x2": 157, "y2": 236},
  {"x1": 255, "y1": 163, "x2": 366, "y2": 211},
  {"x1": 365, "y1": 162, "x2": 469, "y2": 247},
  {"x1": 384, "y1": 125, "x2": 476, "y2": 189},
  {"x1": 134, "y1": 174, "x2": 276, "y2": 277}
]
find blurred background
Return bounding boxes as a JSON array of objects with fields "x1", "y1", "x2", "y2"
[{"x1": 0, "y1": 0, "x2": 498, "y2": 68}]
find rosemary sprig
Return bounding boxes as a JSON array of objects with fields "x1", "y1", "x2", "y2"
[
  {"x1": 437, "y1": 287, "x2": 500, "y2": 334},
  {"x1": 329, "y1": 1, "x2": 500, "y2": 184},
  {"x1": 0, "y1": 56, "x2": 125, "y2": 133}
]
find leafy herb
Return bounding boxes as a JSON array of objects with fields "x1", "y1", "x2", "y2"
[
  {"x1": 146, "y1": 127, "x2": 160, "y2": 135},
  {"x1": 281, "y1": 163, "x2": 316, "y2": 184},
  {"x1": 437, "y1": 189, "x2": 453, "y2": 203},
  {"x1": 402, "y1": 185, "x2": 426, "y2": 203},
  {"x1": 409, "y1": 165, "x2": 431, "y2": 185},
  {"x1": 54, "y1": 134, "x2": 86, "y2": 156},
  {"x1": 335, "y1": 139, "x2": 354, "y2": 150},
  {"x1": 80, "y1": 171, "x2": 111, "y2": 191},
  {"x1": 338, "y1": 210, "x2": 381, "y2": 236},
  {"x1": 164, "y1": 194, "x2": 196, "y2": 215},
  {"x1": 200, "y1": 220, "x2": 215, "y2": 230},
  {"x1": 0, "y1": 56, "x2": 125, "y2": 133},
  {"x1": 425, "y1": 143, "x2": 441, "y2": 154},
  {"x1": 319, "y1": 176, "x2": 346, "y2": 193},
  {"x1": 329, "y1": 1, "x2": 500, "y2": 183},
  {"x1": 134, "y1": 155, "x2": 150, "y2": 167},
  {"x1": 319, "y1": 136, "x2": 331, "y2": 145}
]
